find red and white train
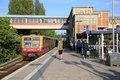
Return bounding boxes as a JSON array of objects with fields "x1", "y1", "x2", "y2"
[{"x1": 21, "y1": 35, "x2": 58, "y2": 59}]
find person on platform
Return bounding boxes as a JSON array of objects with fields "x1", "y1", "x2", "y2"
[
  {"x1": 58, "y1": 40, "x2": 64, "y2": 60},
  {"x1": 77, "y1": 40, "x2": 81, "y2": 53},
  {"x1": 70, "y1": 41, "x2": 73, "y2": 50},
  {"x1": 81, "y1": 40, "x2": 84, "y2": 56},
  {"x1": 118, "y1": 41, "x2": 120, "y2": 52},
  {"x1": 83, "y1": 40, "x2": 89, "y2": 59}
]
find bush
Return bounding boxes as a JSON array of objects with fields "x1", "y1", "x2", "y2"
[{"x1": 0, "y1": 18, "x2": 21, "y2": 64}]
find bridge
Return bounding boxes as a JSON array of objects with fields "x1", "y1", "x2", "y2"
[{"x1": 0, "y1": 15, "x2": 69, "y2": 30}]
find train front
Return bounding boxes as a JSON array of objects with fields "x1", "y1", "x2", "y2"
[{"x1": 21, "y1": 35, "x2": 43, "y2": 58}]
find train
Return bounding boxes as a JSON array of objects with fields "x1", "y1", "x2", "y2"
[{"x1": 21, "y1": 35, "x2": 58, "y2": 59}]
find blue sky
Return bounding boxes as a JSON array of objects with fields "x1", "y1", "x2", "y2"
[{"x1": 0, "y1": 0, "x2": 120, "y2": 34}]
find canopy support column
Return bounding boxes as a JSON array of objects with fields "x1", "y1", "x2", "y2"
[
  {"x1": 116, "y1": 33, "x2": 118, "y2": 53},
  {"x1": 99, "y1": 36, "x2": 101, "y2": 57},
  {"x1": 101, "y1": 33, "x2": 104, "y2": 59},
  {"x1": 87, "y1": 34, "x2": 89, "y2": 43}
]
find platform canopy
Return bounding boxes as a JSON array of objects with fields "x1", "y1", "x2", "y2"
[{"x1": 83, "y1": 30, "x2": 120, "y2": 34}]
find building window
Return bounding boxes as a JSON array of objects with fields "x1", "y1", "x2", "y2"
[
  {"x1": 11, "y1": 17, "x2": 67, "y2": 23},
  {"x1": 12, "y1": 18, "x2": 26, "y2": 23}
]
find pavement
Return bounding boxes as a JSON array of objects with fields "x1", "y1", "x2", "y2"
[
  {"x1": 2, "y1": 48, "x2": 120, "y2": 80},
  {"x1": 37, "y1": 49, "x2": 120, "y2": 80}
]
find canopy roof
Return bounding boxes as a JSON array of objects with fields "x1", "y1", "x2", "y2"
[{"x1": 84, "y1": 30, "x2": 120, "y2": 34}]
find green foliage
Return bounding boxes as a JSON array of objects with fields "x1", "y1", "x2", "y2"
[
  {"x1": 30, "y1": 30, "x2": 60, "y2": 39},
  {"x1": 34, "y1": 0, "x2": 45, "y2": 15},
  {"x1": 40, "y1": 3, "x2": 45, "y2": 15},
  {"x1": 8, "y1": 0, "x2": 45, "y2": 15},
  {"x1": 21, "y1": 0, "x2": 34, "y2": 15},
  {"x1": 35, "y1": 0, "x2": 45, "y2": 15},
  {"x1": 0, "y1": 18, "x2": 21, "y2": 64},
  {"x1": 0, "y1": 18, "x2": 10, "y2": 27},
  {"x1": 8, "y1": 0, "x2": 22, "y2": 14}
]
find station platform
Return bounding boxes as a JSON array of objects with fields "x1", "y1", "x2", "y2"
[{"x1": 2, "y1": 48, "x2": 120, "y2": 80}]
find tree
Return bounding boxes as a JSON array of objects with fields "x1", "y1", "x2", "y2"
[
  {"x1": 8, "y1": 0, "x2": 22, "y2": 14},
  {"x1": 8, "y1": 0, "x2": 45, "y2": 15},
  {"x1": 40, "y1": 3, "x2": 45, "y2": 15},
  {"x1": 30, "y1": 30, "x2": 59, "y2": 38},
  {"x1": 21, "y1": 0, "x2": 34, "y2": 15},
  {"x1": 34, "y1": 0, "x2": 45, "y2": 15},
  {"x1": 8, "y1": 0, "x2": 34, "y2": 15},
  {"x1": 0, "y1": 18, "x2": 21, "y2": 64}
]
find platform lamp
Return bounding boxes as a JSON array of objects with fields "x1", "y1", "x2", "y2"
[{"x1": 112, "y1": 0, "x2": 115, "y2": 52}]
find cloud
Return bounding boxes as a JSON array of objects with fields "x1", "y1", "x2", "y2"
[{"x1": 107, "y1": 1, "x2": 120, "y2": 5}]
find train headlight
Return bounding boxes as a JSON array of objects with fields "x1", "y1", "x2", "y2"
[
  {"x1": 23, "y1": 48, "x2": 27, "y2": 51},
  {"x1": 36, "y1": 48, "x2": 40, "y2": 51}
]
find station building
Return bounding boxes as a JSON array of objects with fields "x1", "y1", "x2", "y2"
[
  {"x1": 65, "y1": 7, "x2": 120, "y2": 58},
  {"x1": 67, "y1": 6, "x2": 109, "y2": 41}
]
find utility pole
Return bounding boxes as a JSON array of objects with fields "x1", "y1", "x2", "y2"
[{"x1": 112, "y1": 0, "x2": 115, "y2": 52}]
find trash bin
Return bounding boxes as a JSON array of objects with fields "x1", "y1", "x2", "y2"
[
  {"x1": 106, "y1": 53, "x2": 120, "y2": 66},
  {"x1": 107, "y1": 48, "x2": 113, "y2": 54}
]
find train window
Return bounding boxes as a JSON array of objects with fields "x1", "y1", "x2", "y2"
[
  {"x1": 24, "y1": 42, "x2": 31, "y2": 47},
  {"x1": 32, "y1": 43, "x2": 40, "y2": 47},
  {"x1": 24, "y1": 38, "x2": 31, "y2": 41},
  {"x1": 32, "y1": 37, "x2": 40, "y2": 41},
  {"x1": 32, "y1": 41, "x2": 40, "y2": 47}
]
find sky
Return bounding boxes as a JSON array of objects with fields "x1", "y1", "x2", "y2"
[{"x1": 0, "y1": 0, "x2": 120, "y2": 34}]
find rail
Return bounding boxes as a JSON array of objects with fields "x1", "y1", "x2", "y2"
[{"x1": 0, "y1": 56, "x2": 23, "y2": 70}]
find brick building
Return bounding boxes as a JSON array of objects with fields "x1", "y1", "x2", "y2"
[{"x1": 67, "y1": 7, "x2": 109, "y2": 41}]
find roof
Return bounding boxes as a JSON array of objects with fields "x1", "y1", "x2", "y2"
[
  {"x1": 93, "y1": 11, "x2": 109, "y2": 12},
  {"x1": 72, "y1": 6, "x2": 94, "y2": 9},
  {"x1": 84, "y1": 30, "x2": 120, "y2": 34},
  {"x1": 75, "y1": 14, "x2": 98, "y2": 15},
  {"x1": 0, "y1": 15, "x2": 68, "y2": 19}
]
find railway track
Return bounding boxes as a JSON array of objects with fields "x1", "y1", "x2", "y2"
[
  {"x1": 0, "y1": 48, "x2": 57, "y2": 79},
  {"x1": 0, "y1": 56, "x2": 31, "y2": 79}
]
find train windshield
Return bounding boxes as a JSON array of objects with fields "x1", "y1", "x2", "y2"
[
  {"x1": 23, "y1": 37, "x2": 40, "y2": 47},
  {"x1": 24, "y1": 37, "x2": 31, "y2": 41},
  {"x1": 24, "y1": 42, "x2": 31, "y2": 47},
  {"x1": 32, "y1": 37, "x2": 40, "y2": 41},
  {"x1": 32, "y1": 37, "x2": 40, "y2": 47},
  {"x1": 32, "y1": 43, "x2": 39, "y2": 47}
]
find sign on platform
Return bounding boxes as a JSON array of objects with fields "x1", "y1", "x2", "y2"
[
  {"x1": 84, "y1": 25, "x2": 88, "y2": 30},
  {"x1": 111, "y1": 20, "x2": 117, "y2": 24},
  {"x1": 116, "y1": 25, "x2": 120, "y2": 30}
]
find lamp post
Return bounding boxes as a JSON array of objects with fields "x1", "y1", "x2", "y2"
[{"x1": 112, "y1": 0, "x2": 115, "y2": 52}]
